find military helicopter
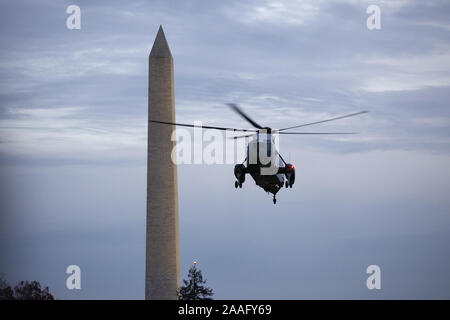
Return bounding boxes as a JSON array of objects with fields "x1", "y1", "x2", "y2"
[{"x1": 150, "y1": 104, "x2": 367, "y2": 204}]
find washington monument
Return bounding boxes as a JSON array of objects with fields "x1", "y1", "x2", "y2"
[{"x1": 145, "y1": 26, "x2": 180, "y2": 300}]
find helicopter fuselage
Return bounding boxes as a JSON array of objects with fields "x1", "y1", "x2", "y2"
[{"x1": 234, "y1": 136, "x2": 295, "y2": 204}]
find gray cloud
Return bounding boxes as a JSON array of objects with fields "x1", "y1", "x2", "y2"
[{"x1": 1, "y1": 0, "x2": 449, "y2": 299}]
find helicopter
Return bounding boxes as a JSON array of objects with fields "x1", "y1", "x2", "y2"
[{"x1": 150, "y1": 104, "x2": 367, "y2": 204}]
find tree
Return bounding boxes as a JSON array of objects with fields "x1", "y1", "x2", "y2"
[
  {"x1": 0, "y1": 275, "x2": 54, "y2": 300},
  {"x1": 13, "y1": 281, "x2": 54, "y2": 300},
  {"x1": 0, "y1": 275, "x2": 14, "y2": 300},
  {"x1": 178, "y1": 264, "x2": 214, "y2": 300}
]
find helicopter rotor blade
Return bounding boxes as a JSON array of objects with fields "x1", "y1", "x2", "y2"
[
  {"x1": 278, "y1": 132, "x2": 357, "y2": 135},
  {"x1": 149, "y1": 119, "x2": 258, "y2": 132},
  {"x1": 227, "y1": 133, "x2": 257, "y2": 140},
  {"x1": 226, "y1": 103, "x2": 264, "y2": 129},
  {"x1": 278, "y1": 111, "x2": 368, "y2": 132}
]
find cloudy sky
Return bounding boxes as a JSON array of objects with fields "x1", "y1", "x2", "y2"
[{"x1": 0, "y1": 0, "x2": 449, "y2": 299}]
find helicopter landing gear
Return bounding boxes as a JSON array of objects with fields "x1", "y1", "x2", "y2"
[
  {"x1": 235, "y1": 181, "x2": 243, "y2": 188},
  {"x1": 273, "y1": 196, "x2": 277, "y2": 204},
  {"x1": 285, "y1": 181, "x2": 293, "y2": 188}
]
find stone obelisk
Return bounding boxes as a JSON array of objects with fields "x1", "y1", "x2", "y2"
[{"x1": 146, "y1": 26, "x2": 180, "y2": 300}]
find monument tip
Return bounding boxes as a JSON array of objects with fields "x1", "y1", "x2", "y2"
[{"x1": 150, "y1": 25, "x2": 172, "y2": 58}]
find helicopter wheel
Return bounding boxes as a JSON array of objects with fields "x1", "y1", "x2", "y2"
[
  {"x1": 273, "y1": 197, "x2": 277, "y2": 204},
  {"x1": 239, "y1": 182, "x2": 242, "y2": 188},
  {"x1": 290, "y1": 183, "x2": 293, "y2": 188},
  {"x1": 285, "y1": 181, "x2": 288, "y2": 188},
  {"x1": 234, "y1": 181, "x2": 238, "y2": 188}
]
